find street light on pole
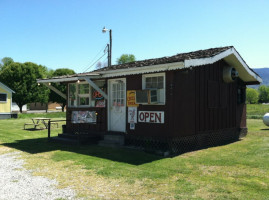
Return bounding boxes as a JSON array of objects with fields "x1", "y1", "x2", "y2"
[{"x1": 102, "y1": 26, "x2": 112, "y2": 67}]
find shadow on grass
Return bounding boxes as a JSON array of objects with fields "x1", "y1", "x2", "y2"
[
  {"x1": 23, "y1": 129, "x2": 45, "y2": 131},
  {"x1": 260, "y1": 128, "x2": 269, "y2": 130},
  {"x1": 2, "y1": 138, "x2": 162, "y2": 165}
]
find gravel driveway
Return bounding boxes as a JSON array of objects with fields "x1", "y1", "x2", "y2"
[{"x1": 0, "y1": 152, "x2": 77, "y2": 200}]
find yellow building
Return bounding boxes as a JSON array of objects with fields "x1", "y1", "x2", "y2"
[{"x1": 0, "y1": 82, "x2": 15, "y2": 119}]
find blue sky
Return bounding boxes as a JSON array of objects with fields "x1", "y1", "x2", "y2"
[{"x1": 0, "y1": 0, "x2": 268, "y2": 73}]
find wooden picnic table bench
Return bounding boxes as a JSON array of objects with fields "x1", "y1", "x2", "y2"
[{"x1": 24, "y1": 118, "x2": 58, "y2": 130}]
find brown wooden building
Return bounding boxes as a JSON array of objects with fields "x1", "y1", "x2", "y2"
[
  {"x1": 38, "y1": 46, "x2": 262, "y2": 154},
  {"x1": 29, "y1": 102, "x2": 65, "y2": 111}
]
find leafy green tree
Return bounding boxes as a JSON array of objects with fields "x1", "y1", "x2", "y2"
[
  {"x1": 49, "y1": 68, "x2": 75, "y2": 112},
  {"x1": 116, "y1": 54, "x2": 136, "y2": 64},
  {"x1": 246, "y1": 88, "x2": 259, "y2": 104},
  {"x1": 0, "y1": 57, "x2": 14, "y2": 70},
  {"x1": 96, "y1": 61, "x2": 108, "y2": 69},
  {"x1": 46, "y1": 69, "x2": 55, "y2": 78},
  {"x1": 258, "y1": 85, "x2": 269, "y2": 103},
  {"x1": 0, "y1": 62, "x2": 49, "y2": 113}
]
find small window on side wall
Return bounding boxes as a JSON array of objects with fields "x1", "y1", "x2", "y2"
[
  {"x1": 142, "y1": 72, "x2": 165, "y2": 105},
  {"x1": 0, "y1": 93, "x2": 7, "y2": 102},
  {"x1": 237, "y1": 87, "x2": 246, "y2": 104}
]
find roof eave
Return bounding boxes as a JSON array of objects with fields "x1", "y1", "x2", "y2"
[
  {"x1": 37, "y1": 74, "x2": 102, "y2": 83},
  {"x1": 0, "y1": 82, "x2": 15, "y2": 93},
  {"x1": 185, "y1": 47, "x2": 262, "y2": 84},
  {"x1": 98, "y1": 61, "x2": 185, "y2": 78}
]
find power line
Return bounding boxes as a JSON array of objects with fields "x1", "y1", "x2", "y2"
[
  {"x1": 81, "y1": 44, "x2": 108, "y2": 72},
  {"x1": 83, "y1": 52, "x2": 107, "y2": 72}
]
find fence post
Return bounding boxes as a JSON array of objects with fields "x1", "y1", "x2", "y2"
[{"x1": 48, "y1": 120, "x2": 51, "y2": 139}]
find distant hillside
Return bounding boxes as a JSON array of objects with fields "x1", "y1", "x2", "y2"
[{"x1": 249, "y1": 68, "x2": 269, "y2": 89}]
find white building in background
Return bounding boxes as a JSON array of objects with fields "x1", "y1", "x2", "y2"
[{"x1": 12, "y1": 103, "x2": 27, "y2": 112}]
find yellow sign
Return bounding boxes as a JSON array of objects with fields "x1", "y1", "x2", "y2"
[{"x1": 127, "y1": 90, "x2": 138, "y2": 107}]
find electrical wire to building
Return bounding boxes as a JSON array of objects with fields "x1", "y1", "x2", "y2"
[
  {"x1": 82, "y1": 44, "x2": 108, "y2": 72},
  {"x1": 83, "y1": 52, "x2": 107, "y2": 72}
]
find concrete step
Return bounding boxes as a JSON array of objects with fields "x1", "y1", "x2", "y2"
[
  {"x1": 103, "y1": 135, "x2": 125, "y2": 145},
  {"x1": 98, "y1": 134, "x2": 125, "y2": 147},
  {"x1": 98, "y1": 140, "x2": 123, "y2": 148}
]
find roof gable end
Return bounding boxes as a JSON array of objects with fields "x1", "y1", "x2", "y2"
[{"x1": 0, "y1": 82, "x2": 15, "y2": 93}]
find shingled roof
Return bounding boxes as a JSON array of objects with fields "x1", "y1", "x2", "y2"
[
  {"x1": 94, "y1": 46, "x2": 233, "y2": 72},
  {"x1": 37, "y1": 46, "x2": 262, "y2": 84}
]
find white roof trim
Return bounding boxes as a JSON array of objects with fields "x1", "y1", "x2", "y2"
[
  {"x1": 185, "y1": 47, "x2": 262, "y2": 83},
  {"x1": 99, "y1": 62, "x2": 185, "y2": 78},
  {"x1": 37, "y1": 74, "x2": 101, "y2": 83},
  {"x1": 37, "y1": 77, "x2": 79, "y2": 83},
  {"x1": 0, "y1": 82, "x2": 15, "y2": 93}
]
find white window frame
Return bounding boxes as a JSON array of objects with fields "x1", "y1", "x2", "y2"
[
  {"x1": 68, "y1": 83, "x2": 77, "y2": 107},
  {"x1": 0, "y1": 93, "x2": 7, "y2": 103},
  {"x1": 68, "y1": 82, "x2": 92, "y2": 108},
  {"x1": 142, "y1": 72, "x2": 166, "y2": 105},
  {"x1": 78, "y1": 82, "x2": 92, "y2": 107}
]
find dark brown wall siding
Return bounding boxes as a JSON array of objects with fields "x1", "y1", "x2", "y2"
[
  {"x1": 172, "y1": 69, "x2": 196, "y2": 137},
  {"x1": 126, "y1": 74, "x2": 169, "y2": 138},
  {"x1": 193, "y1": 60, "x2": 243, "y2": 134},
  {"x1": 64, "y1": 60, "x2": 246, "y2": 138},
  {"x1": 126, "y1": 61, "x2": 245, "y2": 138}
]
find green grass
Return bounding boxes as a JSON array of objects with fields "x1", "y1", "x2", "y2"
[
  {"x1": 0, "y1": 112, "x2": 268, "y2": 199},
  {"x1": 247, "y1": 103, "x2": 269, "y2": 119},
  {"x1": 17, "y1": 112, "x2": 66, "y2": 119}
]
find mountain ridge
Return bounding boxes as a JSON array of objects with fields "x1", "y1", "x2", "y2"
[{"x1": 249, "y1": 68, "x2": 269, "y2": 89}]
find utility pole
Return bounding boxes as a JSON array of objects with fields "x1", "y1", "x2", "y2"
[
  {"x1": 109, "y1": 29, "x2": 112, "y2": 66},
  {"x1": 102, "y1": 26, "x2": 112, "y2": 66}
]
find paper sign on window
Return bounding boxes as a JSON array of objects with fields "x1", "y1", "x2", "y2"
[{"x1": 72, "y1": 111, "x2": 96, "y2": 123}]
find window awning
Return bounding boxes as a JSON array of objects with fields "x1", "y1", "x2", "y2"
[{"x1": 38, "y1": 74, "x2": 107, "y2": 100}]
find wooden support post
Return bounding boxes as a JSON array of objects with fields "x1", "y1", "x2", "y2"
[
  {"x1": 42, "y1": 83, "x2": 67, "y2": 99},
  {"x1": 83, "y1": 77, "x2": 108, "y2": 99},
  {"x1": 48, "y1": 120, "x2": 51, "y2": 139}
]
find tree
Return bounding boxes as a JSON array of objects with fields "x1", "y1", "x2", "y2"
[
  {"x1": 116, "y1": 54, "x2": 136, "y2": 64},
  {"x1": 0, "y1": 57, "x2": 14, "y2": 70},
  {"x1": 0, "y1": 62, "x2": 49, "y2": 113},
  {"x1": 258, "y1": 85, "x2": 269, "y2": 103},
  {"x1": 246, "y1": 88, "x2": 259, "y2": 104},
  {"x1": 49, "y1": 68, "x2": 75, "y2": 112},
  {"x1": 95, "y1": 61, "x2": 108, "y2": 69}
]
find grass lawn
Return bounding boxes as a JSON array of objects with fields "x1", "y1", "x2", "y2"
[
  {"x1": 0, "y1": 112, "x2": 268, "y2": 199},
  {"x1": 247, "y1": 103, "x2": 269, "y2": 119}
]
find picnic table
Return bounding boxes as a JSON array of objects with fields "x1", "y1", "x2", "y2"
[{"x1": 24, "y1": 118, "x2": 58, "y2": 130}]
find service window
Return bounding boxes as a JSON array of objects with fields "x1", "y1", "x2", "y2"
[
  {"x1": 68, "y1": 80, "x2": 106, "y2": 108},
  {"x1": 142, "y1": 73, "x2": 165, "y2": 104},
  {"x1": 78, "y1": 83, "x2": 90, "y2": 106},
  {"x1": 0, "y1": 93, "x2": 7, "y2": 102}
]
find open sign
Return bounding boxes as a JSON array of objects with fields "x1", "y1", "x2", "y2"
[
  {"x1": 93, "y1": 91, "x2": 103, "y2": 99},
  {"x1": 138, "y1": 111, "x2": 164, "y2": 123}
]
